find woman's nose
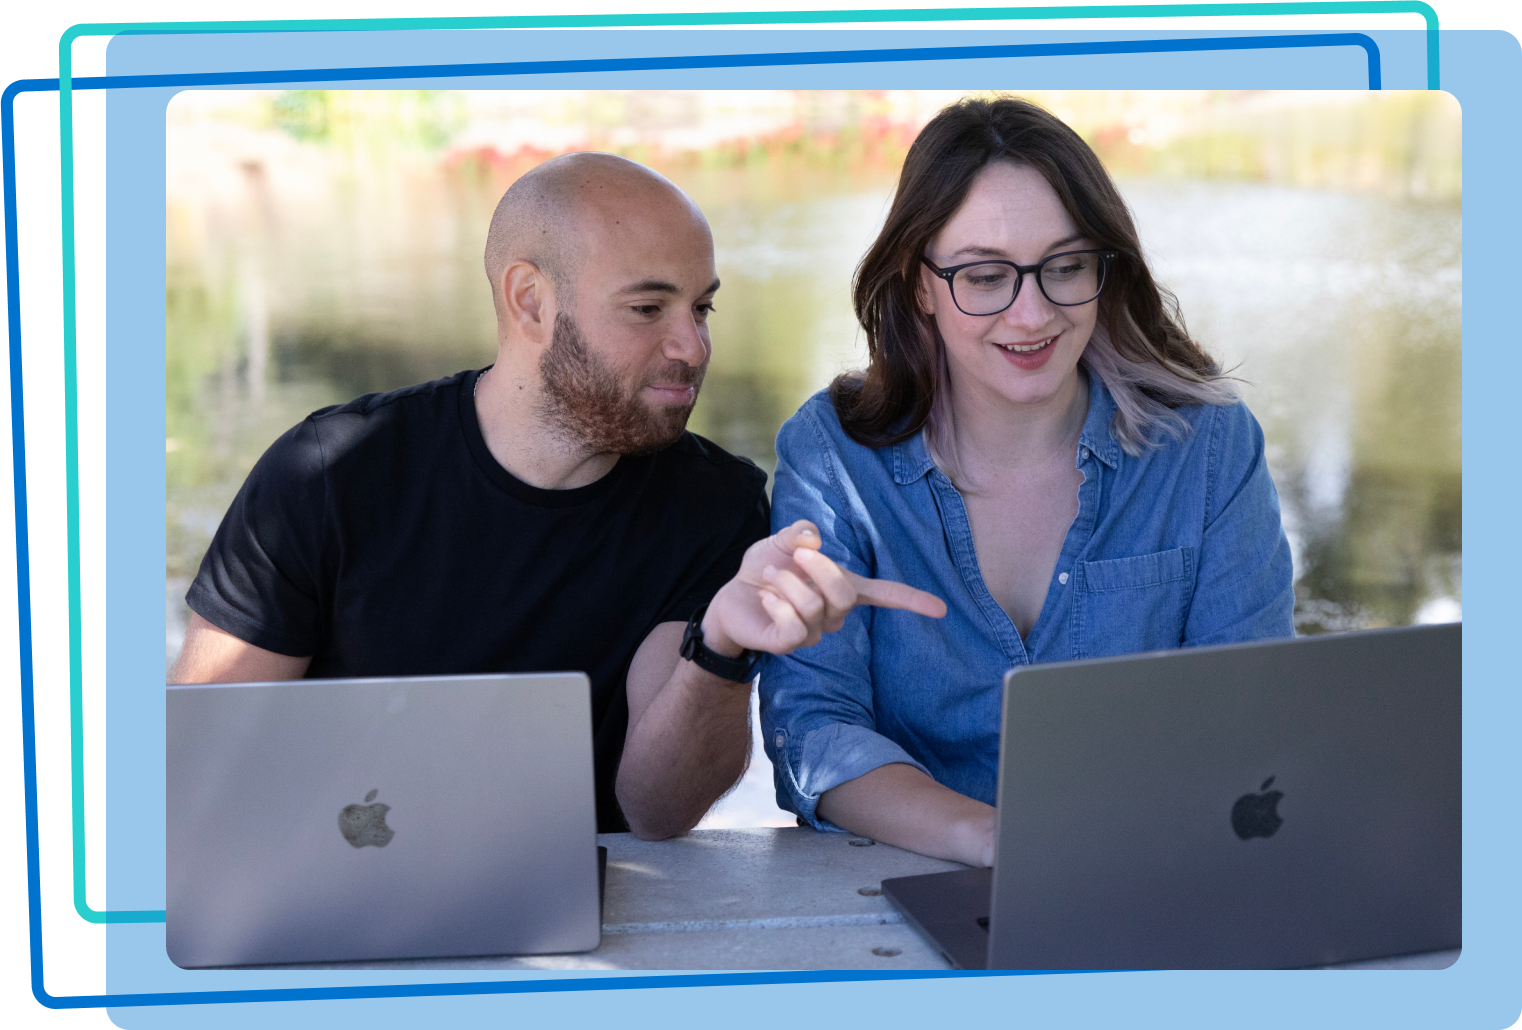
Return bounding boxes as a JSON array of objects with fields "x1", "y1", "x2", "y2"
[{"x1": 1001, "y1": 274, "x2": 1057, "y2": 331}]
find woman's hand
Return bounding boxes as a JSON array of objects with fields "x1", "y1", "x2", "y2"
[{"x1": 700, "y1": 520, "x2": 947, "y2": 658}]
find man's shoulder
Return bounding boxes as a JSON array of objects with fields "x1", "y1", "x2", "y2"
[
  {"x1": 299, "y1": 369, "x2": 476, "y2": 462},
  {"x1": 309, "y1": 369, "x2": 473, "y2": 426},
  {"x1": 660, "y1": 432, "x2": 768, "y2": 493}
]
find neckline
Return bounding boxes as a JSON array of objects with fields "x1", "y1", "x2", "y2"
[{"x1": 457, "y1": 367, "x2": 632, "y2": 508}]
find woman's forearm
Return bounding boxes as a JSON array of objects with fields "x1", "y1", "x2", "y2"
[{"x1": 817, "y1": 763, "x2": 996, "y2": 867}]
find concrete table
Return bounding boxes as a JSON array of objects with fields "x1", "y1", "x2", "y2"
[{"x1": 289, "y1": 826, "x2": 1456, "y2": 971}]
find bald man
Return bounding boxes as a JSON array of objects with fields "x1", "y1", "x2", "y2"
[{"x1": 173, "y1": 153, "x2": 944, "y2": 840}]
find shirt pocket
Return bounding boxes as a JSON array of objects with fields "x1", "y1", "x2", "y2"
[{"x1": 1073, "y1": 546, "x2": 1195, "y2": 659}]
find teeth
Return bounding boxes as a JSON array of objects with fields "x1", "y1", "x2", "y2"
[{"x1": 998, "y1": 337, "x2": 1055, "y2": 354}]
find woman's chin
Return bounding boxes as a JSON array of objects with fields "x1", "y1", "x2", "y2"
[{"x1": 983, "y1": 356, "x2": 1084, "y2": 410}]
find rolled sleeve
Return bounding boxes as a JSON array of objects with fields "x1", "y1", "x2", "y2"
[
  {"x1": 759, "y1": 405, "x2": 928, "y2": 829},
  {"x1": 770, "y1": 721, "x2": 931, "y2": 830}
]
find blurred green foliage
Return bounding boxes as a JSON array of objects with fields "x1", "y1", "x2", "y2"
[
  {"x1": 1084, "y1": 91, "x2": 1461, "y2": 200},
  {"x1": 270, "y1": 90, "x2": 468, "y2": 149},
  {"x1": 165, "y1": 263, "x2": 237, "y2": 492}
]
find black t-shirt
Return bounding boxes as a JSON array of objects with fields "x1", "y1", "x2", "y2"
[{"x1": 187, "y1": 368, "x2": 770, "y2": 832}]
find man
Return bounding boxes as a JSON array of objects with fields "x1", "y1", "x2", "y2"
[{"x1": 172, "y1": 152, "x2": 944, "y2": 839}]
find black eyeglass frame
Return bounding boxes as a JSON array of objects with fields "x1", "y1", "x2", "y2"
[{"x1": 921, "y1": 249, "x2": 1119, "y2": 316}]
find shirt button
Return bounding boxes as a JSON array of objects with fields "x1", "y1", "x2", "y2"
[
  {"x1": 1079, "y1": 446, "x2": 1090, "y2": 461},
  {"x1": 774, "y1": 732, "x2": 785, "y2": 749},
  {"x1": 1058, "y1": 572, "x2": 1070, "y2": 585}
]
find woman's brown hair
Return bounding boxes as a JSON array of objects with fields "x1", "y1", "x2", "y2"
[{"x1": 832, "y1": 94, "x2": 1234, "y2": 469}]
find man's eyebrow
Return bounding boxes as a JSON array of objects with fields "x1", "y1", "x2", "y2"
[
  {"x1": 617, "y1": 278, "x2": 683, "y2": 296},
  {"x1": 949, "y1": 233, "x2": 1087, "y2": 259},
  {"x1": 615, "y1": 277, "x2": 722, "y2": 298}
]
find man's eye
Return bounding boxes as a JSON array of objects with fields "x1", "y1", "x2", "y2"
[
  {"x1": 695, "y1": 303, "x2": 716, "y2": 318},
  {"x1": 631, "y1": 304, "x2": 662, "y2": 316}
]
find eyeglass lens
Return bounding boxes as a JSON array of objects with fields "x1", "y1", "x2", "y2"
[{"x1": 950, "y1": 252, "x2": 1104, "y2": 314}]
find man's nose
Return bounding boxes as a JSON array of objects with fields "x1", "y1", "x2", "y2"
[{"x1": 664, "y1": 311, "x2": 711, "y2": 367}]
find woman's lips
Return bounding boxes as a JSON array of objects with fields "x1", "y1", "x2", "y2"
[
  {"x1": 995, "y1": 335, "x2": 1056, "y2": 354},
  {"x1": 992, "y1": 334, "x2": 1059, "y2": 370}
]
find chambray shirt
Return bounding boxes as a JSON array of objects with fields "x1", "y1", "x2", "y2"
[{"x1": 759, "y1": 370, "x2": 1295, "y2": 829}]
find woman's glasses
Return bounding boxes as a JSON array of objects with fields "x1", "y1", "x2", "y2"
[{"x1": 922, "y1": 250, "x2": 1117, "y2": 316}]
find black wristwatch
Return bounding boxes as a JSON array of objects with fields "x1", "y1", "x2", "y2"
[{"x1": 680, "y1": 604, "x2": 761, "y2": 683}]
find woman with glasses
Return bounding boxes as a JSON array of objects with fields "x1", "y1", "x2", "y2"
[{"x1": 758, "y1": 96, "x2": 1294, "y2": 866}]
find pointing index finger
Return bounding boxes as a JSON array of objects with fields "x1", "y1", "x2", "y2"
[{"x1": 846, "y1": 572, "x2": 948, "y2": 619}]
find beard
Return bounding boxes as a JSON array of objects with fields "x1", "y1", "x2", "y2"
[{"x1": 537, "y1": 312, "x2": 705, "y2": 456}]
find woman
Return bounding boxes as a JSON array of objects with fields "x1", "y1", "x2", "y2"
[{"x1": 759, "y1": 95, "x2": 1294, "y2": 868}]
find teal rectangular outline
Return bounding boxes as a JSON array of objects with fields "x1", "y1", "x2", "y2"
[
  {"x1": 50, "y1": 0, "x2": 1436, "y2": 925},
  {"x1": 48, "y1": 0, "x2": 1439, "y2": 936}
]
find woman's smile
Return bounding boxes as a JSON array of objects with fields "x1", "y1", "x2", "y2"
[
  {"x1": 925, "y1": 162, "x2": 1097, "y2": 409},
  {"x1": 992, "y1": 334, "x2": 1060, "y2": 370}
]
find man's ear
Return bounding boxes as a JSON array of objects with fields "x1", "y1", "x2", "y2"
[{"x1": 501, "y1": 260, "x2": 555, "y2": 345}]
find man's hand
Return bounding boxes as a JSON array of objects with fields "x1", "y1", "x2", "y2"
[
  {"x1": 700, "y1": 520, "x2": 947, "y2": 659},
  {"x1": 617, "y1": 522, "x2": 945, "y2": 841}
]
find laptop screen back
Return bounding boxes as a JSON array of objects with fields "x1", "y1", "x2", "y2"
[
  {"x1": 988, "y1": 624, "x2": 1460, "y2": 969},
  {"x1": 167, "y1": 672, "x2": 600, "y2": 967}
]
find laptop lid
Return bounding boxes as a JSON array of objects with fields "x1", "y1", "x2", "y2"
[
  {"x1": 985, "y1": 624, "x2": 1460, "y2": 969},
  {"x1": 167, "y1": 672, "x2": 600, "y2": 967}
]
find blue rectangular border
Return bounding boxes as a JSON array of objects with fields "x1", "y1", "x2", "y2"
[{"x1": 89, "y1": 24, "x2": 1515, "y2": 1028}]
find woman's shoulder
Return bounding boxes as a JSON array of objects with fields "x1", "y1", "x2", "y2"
[
  {"x1": 1183, "y1": 392, "x2": 1267, "y2": 453},
  {"x1": 1104, "y1": 374, "x2": 1264, "y2": 458},
  {"x1": 1116, "y1": 390, "x2": 1268, "y2": 492},
  {"x1": 777, "y1": 388, "x2": 857, "y2": 454},
  {"x1": 775, "y1": 387, "x2": 903, "y2": 487},
  {"x1": 1082, "y1": 373, "x2": 1267, "y2": 504}
]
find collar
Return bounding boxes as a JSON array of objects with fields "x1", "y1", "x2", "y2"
[
  {"x1": 891, "y1": 364, "x2": 1120, "y2": 485},
  {"x1": 892, "y1": 430, "x2": 938, "y2": 485},
  {"x1": 1076, "y1": 365, "x2": 1121, "y2": 470}
]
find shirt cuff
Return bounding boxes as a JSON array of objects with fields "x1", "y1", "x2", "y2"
[{"x1": 776, "y1": 722, "x2": 931, "y2": 831}]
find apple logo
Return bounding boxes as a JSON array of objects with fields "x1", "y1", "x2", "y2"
[
  {"x1": 1230, "y1": 776, "x2": 1284, "y2": 841},
  {"x1": 338, "y1": 789, "x2": 395, "y2": 849}
]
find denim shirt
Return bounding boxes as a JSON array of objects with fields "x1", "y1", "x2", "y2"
[{"x1": 759, "y1": 371, "x2": 1295, "y2": 829}]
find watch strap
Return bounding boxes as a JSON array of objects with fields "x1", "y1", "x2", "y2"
[{"x1": 680, "y1": 604, "x2": 760, "y2": 683}]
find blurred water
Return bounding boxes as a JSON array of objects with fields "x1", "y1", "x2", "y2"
[
  {"x1": 1122, "y1": 180, "x2": 1461, "y2": 634},
  {"x1": 167, "y1": 144, "x2": 1459, "y2": 830}
]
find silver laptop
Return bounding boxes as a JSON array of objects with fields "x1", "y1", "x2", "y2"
[
  {"x1": 167, "y1": 672, "x2": 601, "y2": 967},
  {"x1": 883, "y1": 624, "x2": 1461, "y2": 969}
]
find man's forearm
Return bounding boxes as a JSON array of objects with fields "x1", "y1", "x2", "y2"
[{"x1": 615, "y1": 660, "x2": 753, "y2": 840}]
